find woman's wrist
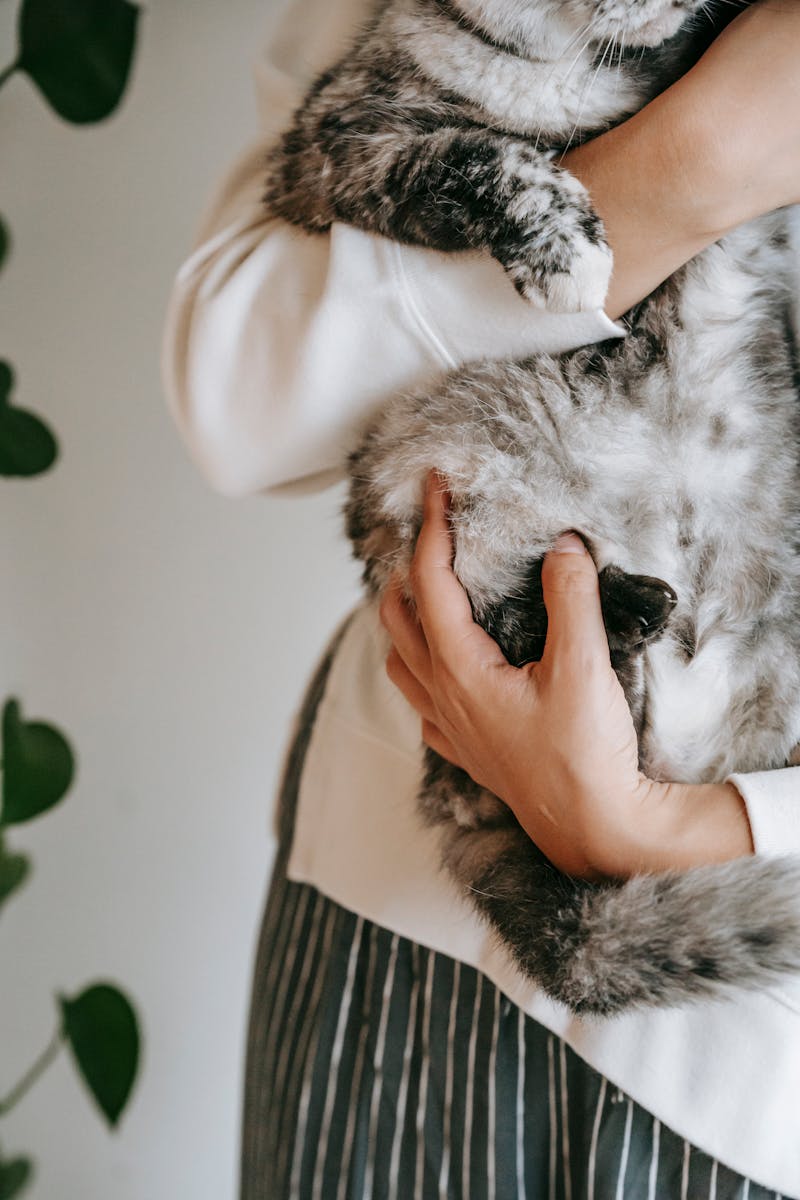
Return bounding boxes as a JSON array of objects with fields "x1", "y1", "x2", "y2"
[
  {"x1": 610, "y1": 779, "x2": 756, "y2": 877},
  {"x1": 563, "y1": 95, "x2": 719, "y2": 319}
]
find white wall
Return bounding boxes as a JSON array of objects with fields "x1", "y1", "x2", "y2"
[{"x1": 0, "y1": 1, "x2": 360, "y2": 1194}]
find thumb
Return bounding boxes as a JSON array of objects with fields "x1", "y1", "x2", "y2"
[{"x1": 539, "y1": 533, "x2": 610, "y2": 670}]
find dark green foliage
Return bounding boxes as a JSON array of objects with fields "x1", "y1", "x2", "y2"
[
  {"x1": 0, "y1": 838, "x2": 30, "y2": 912},
  {"x1": 1, "y1": 699, "x2": 75, "y2": 826},
  {"x1": 0, "y1": 363, "x2": 58, "y2": 478},
  {"x1": 0, "y1": 0, "x2": 143, "y2": 1166},
  {"x1": 0, "y1": 1154, "x2": 33, "y2": 1200},
  {"x1": 17, "y1": 0, "x2": 140, "y2": 124},
  {"x1": 59, "y1": 984, "x2": 140, "y2": 1126}
]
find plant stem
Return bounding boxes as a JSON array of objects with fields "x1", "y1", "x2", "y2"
[
  {"x1": 0, "y1": 1027, "x2": 64, "y2": 1117},
  {"x1": 0, "y1": 60, "x2": 19, "y2": 90}
]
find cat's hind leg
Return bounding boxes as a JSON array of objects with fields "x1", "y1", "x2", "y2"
[
  {"x1": 423, "y1": 754, "x2": 800, "y2": 1015},
  {"x1": 476, "y1": 557, "x2": 677, "y2": 734},
  {"x1": 599, "y1": 565, "x2": 677, "y2": 659}
]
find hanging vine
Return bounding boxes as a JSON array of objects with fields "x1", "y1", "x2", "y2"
[{"x1": 1, "y1": 2, "x2": 142, "y2": 1193}]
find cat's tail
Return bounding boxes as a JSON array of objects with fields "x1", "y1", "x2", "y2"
[{"x1": 449, "y1": 823, "x2": 800, "y2": 1015}]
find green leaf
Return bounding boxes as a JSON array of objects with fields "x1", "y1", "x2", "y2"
[
  {"x1": 0, "y1": 361, "x2": 58, "y2": 478},
  {"x1": 1, "y1": 699, "x2": 75, "y2": 826},
  {"x1": 0, "y1": 1156, "x2": 33, "y2": 1200},
  {"x1": 0, "y1": 217, "x2": 9, "y2": 274},
  {"x1": 0, "y1": 838, "x2": 31, "y2": 911},
  {"x1": 17, "y1": 0, "x2": 140, "y2": 125},
  {"x1": 59, "y1": 984, "x2": 140, "y2": 1127}
]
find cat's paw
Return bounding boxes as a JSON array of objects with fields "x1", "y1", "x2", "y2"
[
  {"x1": 508, "y1": 236, "x2": 614, "y2": 313},
  {"x1": 599, "y1": 564, "x2": 678, "y2": 654},
  {"x1": 495, "y1": 151, "x2": 613, "y2": 312}
]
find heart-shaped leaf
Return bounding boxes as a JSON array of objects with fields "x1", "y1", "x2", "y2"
[
  {"x1": 0, "y1": 362, "x2": 58, "y2": 478},
  {"x1": 59, "y1": 983, "x2": 140, "y2": 1127},
  {"x1": 0, "y1": 217, "x2": 9, "y2": 274},
  {"x1": 0, "y1": 837, "x2": 31, "y2": 911},
  {"x1": 17, "y1": 0, "x2": 140, "y2": 125},
  {"x1": 0, "y1": 1155, "x2": 33, "y2": 1200},
  {"x1": 1, "y1": 699, "x2": 75, "y2": 826}
]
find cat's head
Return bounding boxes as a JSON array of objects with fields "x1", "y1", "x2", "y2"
[
  {"x1": 560, "y1": 0, "x2": 741, "y2": 47},
  {"x1": 456, "y1": 0, "x2": 747, "y2": 53}
]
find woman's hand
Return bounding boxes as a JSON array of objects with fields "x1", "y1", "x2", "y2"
[
  {"x1": 380, "y1": 477, "x2": 754, "y2": 880},
  {"x1": 564, "y1": 0, "x2": 800, "y2": 318}
]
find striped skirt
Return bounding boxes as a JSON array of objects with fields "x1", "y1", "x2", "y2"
[{"x1": 240, "y1": 638, "x2": 785, "y2": 1200}]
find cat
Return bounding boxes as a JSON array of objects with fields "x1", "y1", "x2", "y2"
[{"x1": 264, "y1": 0, "x2": 800, "y2": 1014}]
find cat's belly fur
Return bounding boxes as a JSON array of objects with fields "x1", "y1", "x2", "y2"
[{"x1": 348, "y1": 215, "x2": 800, "y2": 786}]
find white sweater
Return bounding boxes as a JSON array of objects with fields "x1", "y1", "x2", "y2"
[{"x1": 162, "y1": 0, "x2": 800, "y2": 1191}]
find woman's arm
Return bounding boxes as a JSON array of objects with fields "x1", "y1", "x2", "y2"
[
  {"x1": 162, "y1": 0, "x2": 621, "y2": 497},
  {"x1": 565, "y1": 0, "x2": 800, "y2": 318}
]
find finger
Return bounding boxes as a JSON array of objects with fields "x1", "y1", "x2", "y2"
[
  {"x1": 420, "y1": 718, "x2": 463, "y2": 768},
  {"x1": 379, "y1": 578, "x2": 434, "y2": 690},
  {"x1": 539, "y1": 532, "x2": 610, "y2": 671},
  {"x1": 386, "y1": 648, "x2": 438, "y2": 723},
  {"x1": 411, "y1": 474, "x2": 505, "y2": 669}
]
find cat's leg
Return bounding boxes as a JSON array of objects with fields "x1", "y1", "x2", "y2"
[
  {"x1": 599, "y1": 565, "x2": 677, "y2": 657},
  {"x1": 478, "y1": 561, "x2": 676, "y2": 665},
  {"x1": 423, "y1": 753, "x2": 800, "y2": 1014},
  {"x1": 475, "y1": 558, "x2": 676, "y2": 730},
  {"x1": 599, "y1": 564, "x2": 678, "y2": 732},
  {"x1": 265, "y1": 103, "x2": 612, "y2": 312}
]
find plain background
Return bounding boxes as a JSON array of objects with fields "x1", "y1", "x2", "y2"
[{"x1": 0, "y1": 0, "x2": 361, "y2": 1193}]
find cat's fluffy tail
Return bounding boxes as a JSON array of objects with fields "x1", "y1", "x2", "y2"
[{"x1": 443, "y1": 819, "x2": 800, "y2": 1015}]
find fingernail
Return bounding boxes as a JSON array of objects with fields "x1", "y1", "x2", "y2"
[{"x1": 552, "y1": 532, "x2": 586, "y2": 555}]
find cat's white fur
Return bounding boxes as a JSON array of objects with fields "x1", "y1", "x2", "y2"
[{"x1": 389, "y1": 0, "x2": 642, "y2": 136}]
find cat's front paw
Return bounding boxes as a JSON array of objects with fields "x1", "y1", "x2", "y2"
[
  {"x1": 495, "y1": 151, "x2": 613, "y2": 312},
  {"x1": 507, "y1": 235, "x2": 614, "y2": 313}
]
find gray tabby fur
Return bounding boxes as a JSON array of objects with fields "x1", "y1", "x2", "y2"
[{"x1": 265, "y1": 0, "x2": 800, "y2": 1014}]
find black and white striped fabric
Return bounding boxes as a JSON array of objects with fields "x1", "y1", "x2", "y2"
[
  {"x1": 240, "y1": 864, "x2": 784, "y2": 1200},
  {"x1": 239, "y1": 630, "x2": 785, "y2": 1199}
]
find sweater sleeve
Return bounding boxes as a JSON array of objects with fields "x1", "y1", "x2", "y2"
[
  {"x1": 161, "y1": 0, "x2": 623, "y2": 496},
  {"x1": 727, "y1": 769, "x2": 800, "y2": 858}
]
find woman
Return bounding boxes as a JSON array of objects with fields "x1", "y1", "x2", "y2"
[{"x1": 164, "y1": 1, "x2": 800, "y2": 1195}]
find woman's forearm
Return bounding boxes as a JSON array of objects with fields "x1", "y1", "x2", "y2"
[
  {"x1": 563, "y1": 0, "x2": 800, "y2": 319},
  {"x1": 618, "y1": 781, "x2": 754, "y2": 877},
  {"x1": 563, "y1": 98, "x2": 723, "y2": 320}
]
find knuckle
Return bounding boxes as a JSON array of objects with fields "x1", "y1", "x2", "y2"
[{"x1": 544, "y1": 560, "x2": 598, "y2": 595}]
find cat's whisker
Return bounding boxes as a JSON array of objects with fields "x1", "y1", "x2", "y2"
[
  {"x1": 559, "y1": 33, "x2": 613, "y2": 159},
  {"x1": 528, "y1": 9, "x2": 615, "y2": 151},
  {"x1": 466, "y1": 884, "x2": 503, "y2": 901}
]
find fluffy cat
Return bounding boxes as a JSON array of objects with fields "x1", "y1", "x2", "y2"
[{"x1": 265, "y1": 0, "x2": 800, "y2": 1014}]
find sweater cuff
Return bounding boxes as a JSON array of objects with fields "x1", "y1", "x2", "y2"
[{"x1": 727, "y1": 768, "x2": 800, "y2": 858}]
